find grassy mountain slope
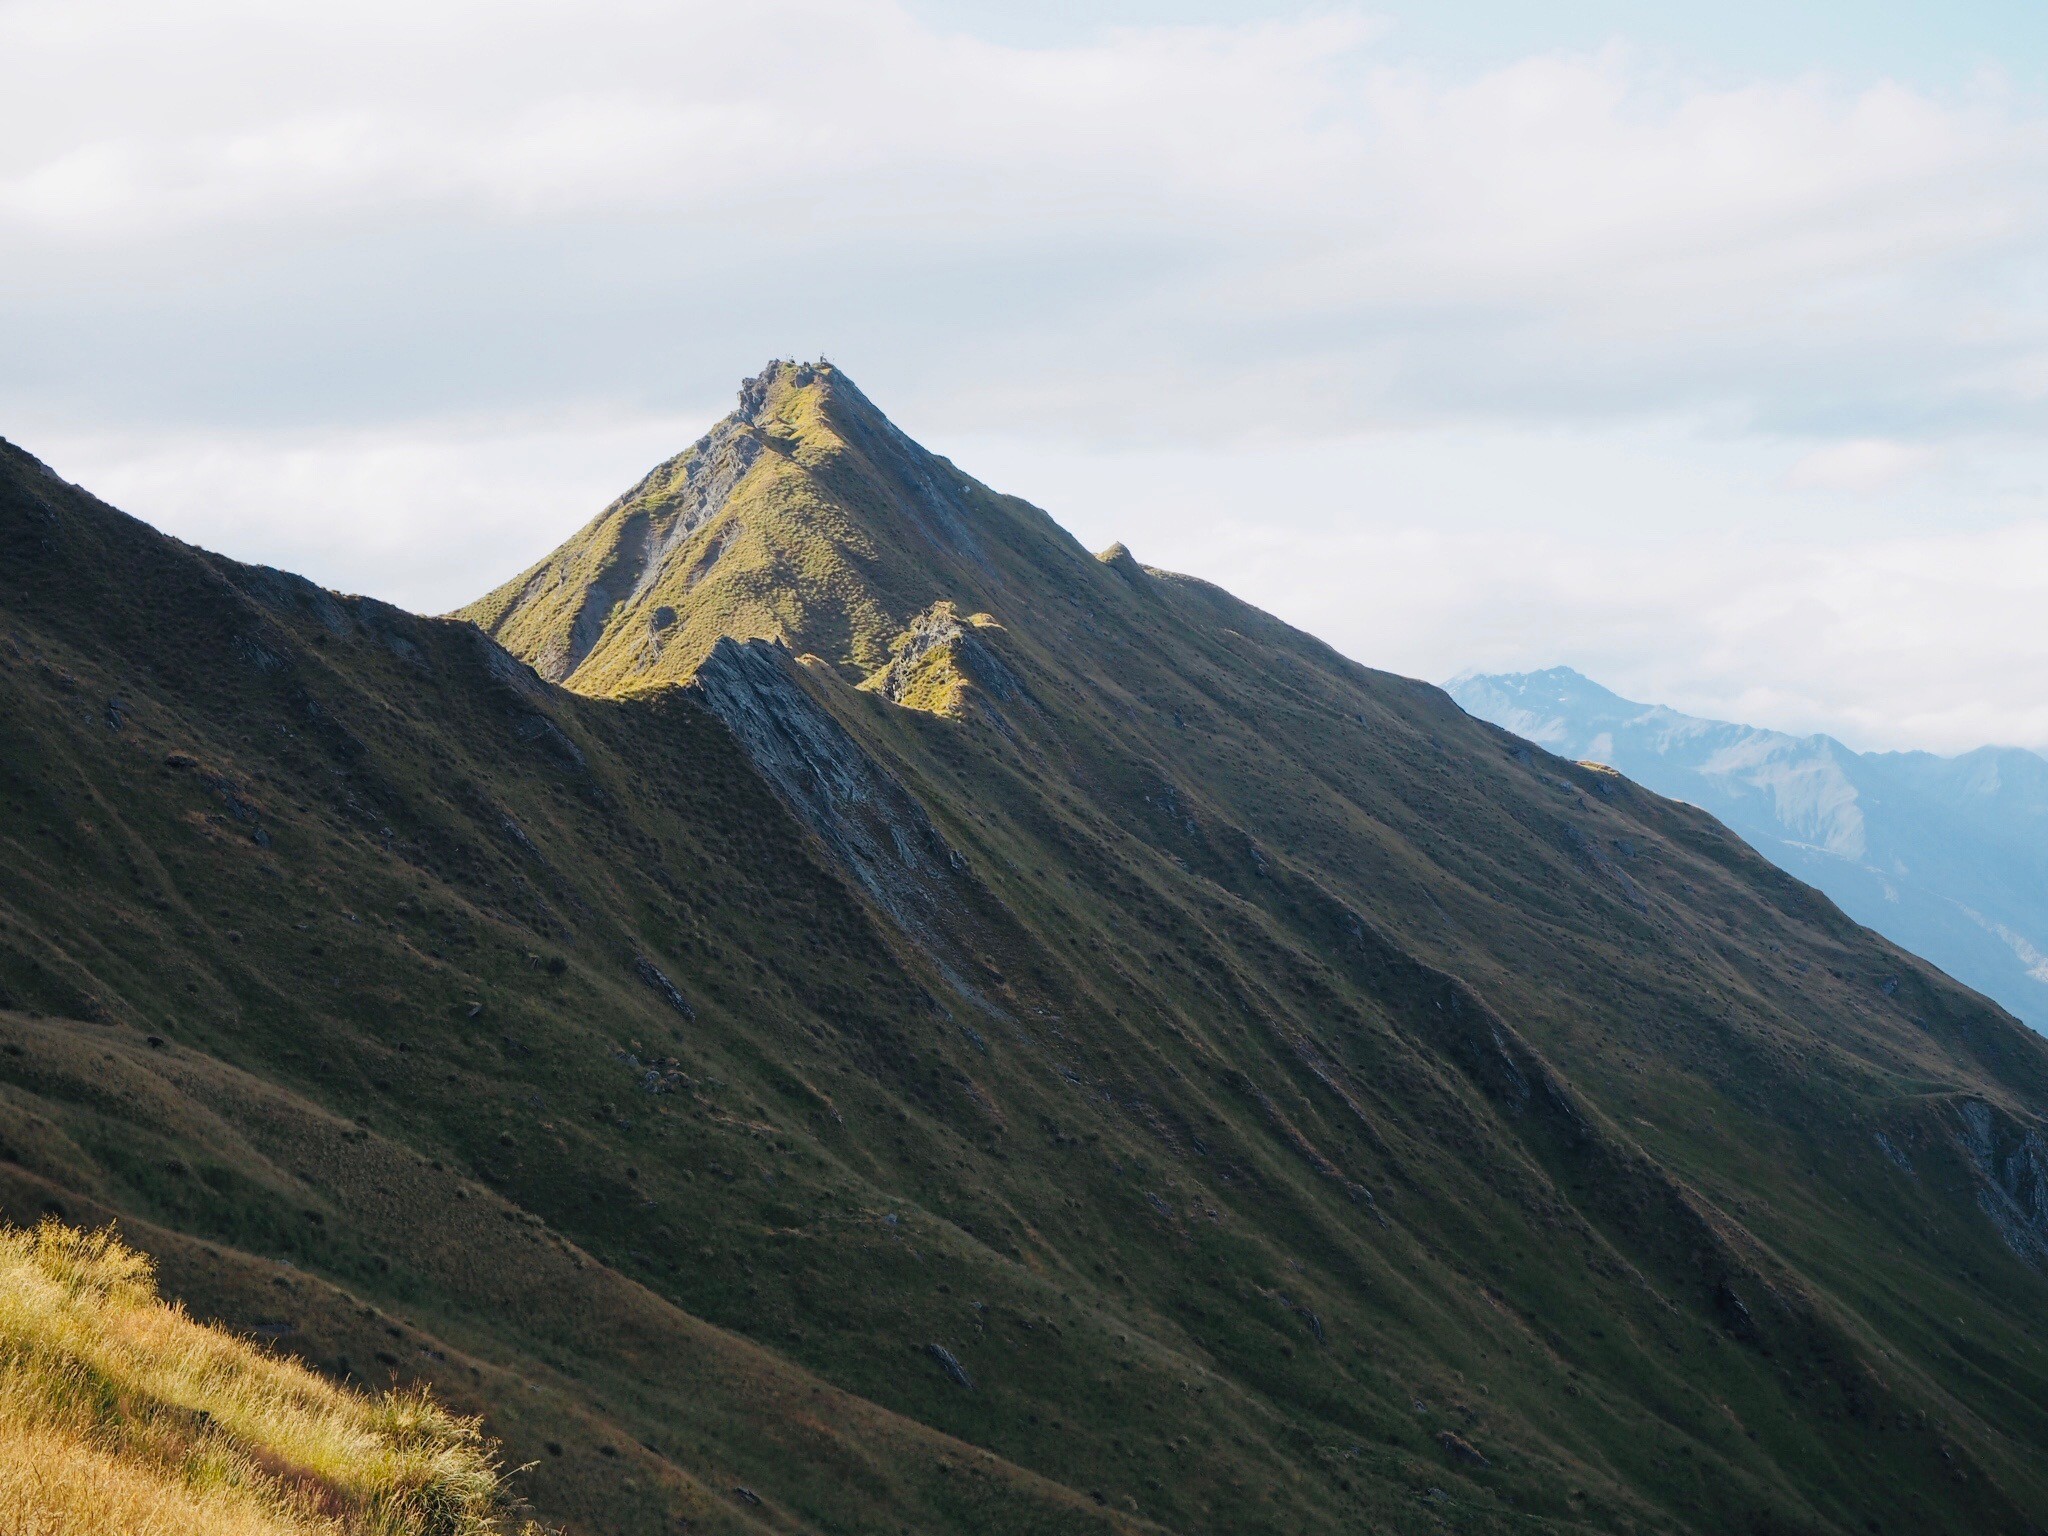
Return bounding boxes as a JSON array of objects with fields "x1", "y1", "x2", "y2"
[
  {"x1": 0, "y1": 444, "x2": 1157, "y2": 1536},
  {"x1": 8, "y1": 364, "x2": 2048, "y2": 1534},
  {"x1": 0, "y1": 1217, "x2": 527, "y2": 1535},
  {"x1": 1449, "y1": 666, "x2": 2048, "y2": 1032},
  {"x1": 459, "y1": 363, "x2": 1056, "y2": 695}
]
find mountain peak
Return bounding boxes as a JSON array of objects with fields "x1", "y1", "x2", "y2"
[
  {"x1": 1451, "y1": 665, "x2": 1627, "y2": 708},
  {"x1": 734, "y1": 357, "x2": 819, "y2": 422},
  {"x1": 458, "y1": 360, "x2": 1091, "y2": 694},
  {"x1": 730, "y1": 357, "x2": 861, "y2": 432}
]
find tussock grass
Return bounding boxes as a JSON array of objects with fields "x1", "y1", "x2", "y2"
[{"x1": 0, "y1": 1220, "x2": 533, "y2": 1536}]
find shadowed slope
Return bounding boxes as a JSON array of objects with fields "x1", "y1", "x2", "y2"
[
  {"x1": 8, "y1": 359, "x2": 2048, "y2": 1536},
  {"x1": 470, "y1": 362, "x2": 2048, "y2": 1534},
  {"x1": 0, "y1": 438, "x2": 1167, "y2": 1536},
  {"x1": 1450, "y1": 666, "x2": 2048, "y2": 1032}
]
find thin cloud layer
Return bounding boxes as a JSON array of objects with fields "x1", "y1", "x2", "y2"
[
  {"x1": 4, "y1": 0, "x2": 2047, "y2": 752},
  {"x1": 7, "y1": 0, "x2": 2046, "y2": 433},
  {"x1": 1084, "y1": 484, "x2": 2048, "y2": 756}
]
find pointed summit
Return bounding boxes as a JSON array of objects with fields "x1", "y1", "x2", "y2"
[{"x1": 457, "y1": 360, "x2": 1108, "y2": 696}]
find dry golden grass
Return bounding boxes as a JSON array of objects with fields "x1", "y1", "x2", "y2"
[{"x1": 0, "y1": 1220, "x2": 533, "y2": 1536}]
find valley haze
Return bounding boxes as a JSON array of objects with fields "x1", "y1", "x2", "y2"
[{"x1": 1451, "y1": 667, "x2": 2048, "y2": 1035}]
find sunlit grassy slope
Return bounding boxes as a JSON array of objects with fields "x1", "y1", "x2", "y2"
[
  {"x1": 459, "y1": 363, "x2": 1004, "y2": 693},
  {"x1": 9, "y1": 365, "x2": 2048, "y2": 1535},
  {"x1": 0, "y1": 1219, "x2": 525, "y2": 1536}
]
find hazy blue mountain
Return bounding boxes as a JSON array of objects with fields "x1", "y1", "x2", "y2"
[{"x1": 1450, "y1": 666, "x2": 2048, "y2": 1032}]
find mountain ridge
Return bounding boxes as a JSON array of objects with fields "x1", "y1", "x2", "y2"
[
  {"x1": 459, "y1": 360, "x2": 1044, "y2": 696},
  {"x1": 5, "y1": 370, "x2": 2048, "y2": 1532},
  {"x1": 1449, "y1": 665, "x2": 2048, "y2": 1031}
]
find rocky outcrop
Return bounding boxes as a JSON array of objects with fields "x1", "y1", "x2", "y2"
[
  {"x1": 634, "y1": 957, "x2": 696, "y2": 1021},
  {"x1": 871, "y1": 602, "x2": 1026, "y2": 717},
  {"x1": 1953, "y1": 1098, "x2": 2048, "y2": 1262},
  {"x1": 536, "y1": 414, "x2": 763, "y2": 681},
  {"x1": 689, "y1": 637, "x2": 967, "y2": 952},
  {"x1": 923, "y1": 1342, "x2": 975, "y2": 1389},
  {"x1": 462, "y1": 370, "x2": 772, "y2": 682},
  {"x1": 622, "y1": 421, "x2": 763, "y2": 609}
]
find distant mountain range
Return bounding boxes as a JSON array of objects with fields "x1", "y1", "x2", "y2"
[{"x1": 1450, "y1": 667, "x2": 2048, "y2": 1032}]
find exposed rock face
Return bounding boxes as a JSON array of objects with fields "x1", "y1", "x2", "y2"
[
  {"x1": 924, "y1": 1342, "x2": 974, "y2": 1389},
  {"x1": 620, "y1": 419, "x2": 764, "y2": 609},
  {"x1": 873, "y1": 603, "x2": 1025, "y2": 715},
  {"x1": 1954, "y1": 1098, "x2": 2048, "y2": 1262},
  {"x1": 689, "y1": 636, "x2": 967, "y2": 951},
  {"x1": 878, "y1": 606, "x2": 970, "y2": 705},
  {"x1": 1436, "y1": 1430, "x2": 1489, "y2": 1468},
  {"x1": 459, "y1": 366, "x2": 778, "y2": 684},
  {"x1": 542, "y1": 413, "x2": 763, "y2": 681},
  {"x1": 634, "y1": 957, "x2": 696, "y2": 1021}
]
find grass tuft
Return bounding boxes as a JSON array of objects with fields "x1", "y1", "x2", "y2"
[{"x1": 0, "y1": 1219, "x2": 535, "y2": 1536}]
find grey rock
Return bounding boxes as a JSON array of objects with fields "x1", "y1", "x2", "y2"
[
  {"x1": 1436, "y1": 1430, "x2": 1489, "y2": 1468},
  {"x1": 924, "y1": 1342, "x2": 974, "y2": 1388},
  {"x1": 634, "y1": 957, "x2": 695, "y2": 1020},
  {"x1": 690, "y1": 638, "x2": 969, "y2": 955},
  {"x1": 877, "y1": 604, "x2": 1026, "y2": 708},
  {"x1": 1873, "y1": 1129, "x2": 1916, "y2": 1176},
  {"x1": 1953, "y1": 1098, "x2": 2048, "y2": 1263},
  {"x1": 521, "y1": 403, "x2": 766, "y2": 682}
]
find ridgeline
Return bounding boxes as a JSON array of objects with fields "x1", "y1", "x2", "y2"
[{"x1": 5, "y1": 362, "x2": 2048, "y2": 1533}]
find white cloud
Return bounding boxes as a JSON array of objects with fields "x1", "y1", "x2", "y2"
[
  {"x1": 27, "y1": 409, "x2": 710, "y2": 614},
  {"x1": 1189, "y1": 512, "x2": 2048, "y2": 756},
  {"x1": 1786, "y1": 438, "x2": 1939, "y2": 492},
  {"x1": 5, "y1": 1, "x2": 2048, "y2": 756},
  {"x1": 948, "y1": 420, "x2": 2048, "y2": 755},
  {"x1": 5, "y1": 1, "x2": 2045, "y2": 439}
]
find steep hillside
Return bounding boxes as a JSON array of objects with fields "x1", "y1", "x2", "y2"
[
  {"x1": 8, "y1": 365, "x2": 2048, "y2": 1536},
  {"x1": 0, "y1": 438, "x2": 1161, "y2": 1536},
  {"x1": 1449, "y1": 667, "x2": 2048, "y2": 1031},
  {"x1": 0, "y1": 1218, "x2": 528, "y2": 1536},
  {"x1": 458, "y1": 362, "x2": 1072, "y2": 695}
]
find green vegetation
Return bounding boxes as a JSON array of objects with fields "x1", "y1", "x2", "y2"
[
  {"x1": 0, "y1": 1219, "x2": 527, "y2": 1535},
  {"x1": 4, "y1": 364, "x2": 2048, "y2": 1534},
  {"x1": 459, "y1": 363, "x2": 1008, "y2": 694}
]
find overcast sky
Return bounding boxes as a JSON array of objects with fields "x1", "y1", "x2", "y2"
[{"x1": 5, "y1": 0, "x2": 2047, "y2": 754}]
